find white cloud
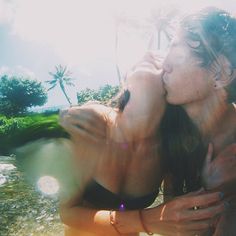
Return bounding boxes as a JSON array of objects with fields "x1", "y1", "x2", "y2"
[
  {"x1": 8, "y1": 0, "x2": 236, "y2": 66},
  {"x1": 8, "y1": 0, "x2": 174, "y2": 67},
  {"x1": 0, "y1": 65, "x2": 36, "y2": 78},
  {"x1": 10, "y1": 0, "x2": 117, "y2": 65},
  {"x1": 0, "y1": 0, "x2": 14, "y2": 24}
]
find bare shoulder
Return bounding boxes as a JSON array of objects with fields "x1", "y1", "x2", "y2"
[{"x1": 70, "y1": 102, "x2": 115, "y2": 124}]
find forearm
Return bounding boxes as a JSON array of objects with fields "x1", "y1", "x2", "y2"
[
  {"x1": 60, "y1": 190, "x2": 224, "y2": 235},
  {"x1": 60, "y1": 205, "x2": 144, "y2": 235}
]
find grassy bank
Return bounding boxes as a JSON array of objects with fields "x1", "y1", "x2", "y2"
[{"x1": 0, "y1": 112, "x2": 69, "y2": 156}]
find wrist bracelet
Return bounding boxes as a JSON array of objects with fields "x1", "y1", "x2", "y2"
[
  {"x1": 109, "y1": 210, "x2": 121, "y2": 235},
  {"x1": 138, "y1": 210, "x2": 154, "y2": 235}
]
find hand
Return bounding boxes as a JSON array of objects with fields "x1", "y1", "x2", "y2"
[
  {"x1": 202, "y1": 143, "x2": 236, "y2": 192},
  {"x1": 144, "y1": 189, "x2": 225, "y2": 236},
  {"x1": 59, "y1": 105, "x2": 107, "y2": 143}
]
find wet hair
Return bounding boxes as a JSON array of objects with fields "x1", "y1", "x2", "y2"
[
  {"x1": 161, "y1": 8, "x2": 236, "y2": 195},
  {"x1": 109, "y1": 88, "x2": 131, "y2": 112},
  {"x1": 181, "y1": 7, "x2": 236, "y2": 103}
]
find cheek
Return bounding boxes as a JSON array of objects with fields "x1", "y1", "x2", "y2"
[{"x1": 166, "y1": 71, "x2": 212, "y2": 104}]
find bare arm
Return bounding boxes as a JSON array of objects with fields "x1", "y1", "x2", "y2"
[
  {"x1": 59, "y1": 198, "x2": 142, "y2": 235},
  {"x1": 59, "y1": 187, "x2": 225, "y2": 236},
  {"x1": 201, "y1": 143, "x2": 236, "y2": 235},
  {"x1": 202, "y1": 143, "x2": 236, "y2": 195}
]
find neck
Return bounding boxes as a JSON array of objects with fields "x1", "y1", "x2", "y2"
[
  {"x1": 109, "y1": 106, "x2": 164, "y2": 144},
  {"x1": 109, "y1": 112, "x2": 133, "y2": 143},
  {"x1": 182, "y1": 89, "x2": 229, "y2": 138}
]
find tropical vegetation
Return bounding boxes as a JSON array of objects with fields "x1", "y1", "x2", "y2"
[
  {"x1": 46, "y1": 65, "x2": 75, "y2": 105},
  {"x1": 0, "y1": 75, "x2": 48, "y2": 117},
  {"x1": 0, "y1": 83, "x2": 120, "y2": 155},
  {"x1": 77, "y1": 84, "x2": 119, "y2": 105}
]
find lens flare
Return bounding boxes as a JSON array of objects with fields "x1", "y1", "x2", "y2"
[{"x1": 37, "y1": 176, "x2": 59, "y2": 195}]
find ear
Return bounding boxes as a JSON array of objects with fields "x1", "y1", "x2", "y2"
[{"x1": 213, "y1": 55, "x2": 233, "y2": 89}]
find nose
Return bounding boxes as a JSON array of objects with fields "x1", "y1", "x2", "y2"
[{"x1": 162, "y1": 58, "x2": 173, "y2": 74}]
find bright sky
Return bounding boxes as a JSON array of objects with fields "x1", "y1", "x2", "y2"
[{"x1": 0, "y1": 0, "x2": 235, "y2": 107}]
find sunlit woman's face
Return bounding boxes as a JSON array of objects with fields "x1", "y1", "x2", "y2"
[{"x1": 162, "y1": 32, "x2": 215, "y2": 105}]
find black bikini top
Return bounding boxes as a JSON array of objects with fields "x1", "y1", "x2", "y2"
[{"x1": 82, "y1": 180, "x2": 159, "y2": 210}]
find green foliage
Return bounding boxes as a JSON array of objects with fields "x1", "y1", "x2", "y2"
[
  {"x1": 0, "y1": 75, "x2": 48, "y2": 116},
  {"x1": 77, "y1": 88, "x2": 96, "y2": 105},
  {"x1": 77, "y1": 84, "x2": 119, "y2": 105},
  {"x1": 0, "y1": 114, "x2": 69, "y2": 155},
  {"x1": 0, "y1": 82, "x2": 120, "y2": 154}
]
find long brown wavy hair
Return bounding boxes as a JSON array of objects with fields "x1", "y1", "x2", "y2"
[{"x1": 160, "y1": 7, "x2": 236, "y2": 195}]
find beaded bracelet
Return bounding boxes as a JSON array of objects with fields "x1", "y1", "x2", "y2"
[
  {"x1": 109, "y1": 210, "x2": 121, "y2": 235},
  {"x1": 138, "y1": 210, "x2": 154, "y2": 235}
]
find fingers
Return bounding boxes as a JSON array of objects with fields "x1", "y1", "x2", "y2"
[
  {"x1": 61, "y1": 115, "x2": 106, "y2": 139},
  {"x1": 182, "y1": 218, "x2": 215, "y2": 235},
  {"x1": 59, "y1": 107, "x2": 107, "y2": 142},
  {"x1": 185, "y1": 192, "x2": 223, "y2": 208},
  {"x1": 185, "y1": 188, "x2": 205, "y2": 197},
  {"x1": 186, "y1": 219, "x2": 213, "y2": 231},
  {"x1": 186, "y1": 228, "x2": 213, "y2": 236},
  {"x1": 184, "y1": 202, "x2": 225, "y2": 221},
  {"x1": 61, "y1": 118, "x2": 105, "y2": 143},
  {"x1": 160, "y1": 219, "x2": 214, "y2": 235}
]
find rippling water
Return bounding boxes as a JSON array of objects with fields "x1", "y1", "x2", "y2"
[{"x1": 0, "y1": 156, "x2": 64, "y2": 236}]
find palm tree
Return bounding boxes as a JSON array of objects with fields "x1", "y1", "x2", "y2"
[
  {"x1": 114, "y1": 12, "x2": 151, "y2": 85},
  {"x1": 114, "y1": 19, "x2": 122, "y2": 85},
  {"x1": 114, "y1": 12, "x2": 127, "y2": 85},
  {"x1": 46, "y1": 65, "x2": 75, "y2": 105},
  {"x1": 148, "y1": 7, "x2": 179, "y2": 50}
]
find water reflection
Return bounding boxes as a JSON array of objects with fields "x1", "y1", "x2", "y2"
[
  {"x1": 0, "y1": 163, "x2": 16, "y2": 171},
  {"x1": 0, "y1": 174, "x2": 7, "y2": 185},
  {"x1": 0, "y1": 158, "x2": 16, "y2": 186},
  {"x1": 0, "y1": 156, "x2": 63, "y2": 236}
]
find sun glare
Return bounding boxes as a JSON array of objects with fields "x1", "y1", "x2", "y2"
[
  {"x1": 3, "y1": 0, "x2": 235, "y2": 90},
  {"x1": 9, "y1": 0, "x2": 231, "y2": 69},
  {"x1": 6, "y1": 0, "x2": 236, "y2": 65},
  {"x1": 10, "y1": 0, "x2": 168, "y2": 66}
]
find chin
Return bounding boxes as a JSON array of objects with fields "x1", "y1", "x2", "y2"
[
  {"x1": 166, "y1": 95, "x2": 184, "y2": 105},
  {"x1": 166, "y1": 94, "x2": 175, "y2": 104}
]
